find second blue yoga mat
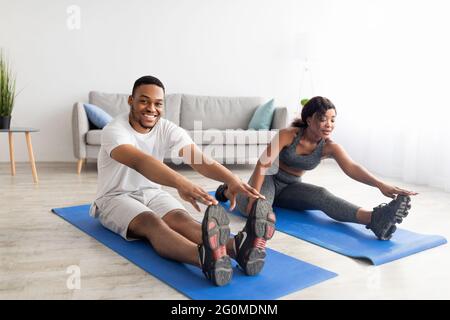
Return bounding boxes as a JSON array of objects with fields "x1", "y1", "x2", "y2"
[
  {"x1": 211, "y1": 192, "x2": 447, "y2": 265},
  {"x1": 52, "y1": 204, "x2": 337, "y2": 300}
]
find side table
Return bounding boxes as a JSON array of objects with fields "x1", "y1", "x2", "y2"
[{"x1": 0, "y1": 127, "x2": 39, "y2": 183}]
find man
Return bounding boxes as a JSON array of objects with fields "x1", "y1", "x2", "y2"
[{"x1": 90, "y1": 76, "x2": 276, "y2": 286}]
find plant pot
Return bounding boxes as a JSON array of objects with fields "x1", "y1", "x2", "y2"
[{"x1": 0, "y1": 116, "x2": 11, "y2": 129}]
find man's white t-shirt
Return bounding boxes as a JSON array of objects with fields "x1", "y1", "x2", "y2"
[{"x1": 95, "y1": 113, "x2": 194, "y2": 200}]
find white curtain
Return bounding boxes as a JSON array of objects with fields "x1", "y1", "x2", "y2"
[
  {"x1": 349, "y1": 112, "x2": 450, "y2": 192},
  {"x1": 293, "y1": 0, "x2": 450, "y2": 191},
  {"x1": 323, "y1": 54, "x2": 450, "y2": 191}
]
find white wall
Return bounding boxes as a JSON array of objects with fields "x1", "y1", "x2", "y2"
[
  {"x1": 0, "y1": 0, "x2": 301, "y2": 162},
  {"x1": 1, "y1": 1, "x2": 449, "y2": 187}
]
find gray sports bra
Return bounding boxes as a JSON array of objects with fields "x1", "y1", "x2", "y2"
[{"x1": 278, "y1": 127, "x2": 325, "y2": 171}]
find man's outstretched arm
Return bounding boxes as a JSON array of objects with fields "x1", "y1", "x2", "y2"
[
  {"x1": 179, "y1": 144, "x2": 264, "y2": 210},
  {"x1": 111, "y1": 144, "x2": 217, "y2": 211}
]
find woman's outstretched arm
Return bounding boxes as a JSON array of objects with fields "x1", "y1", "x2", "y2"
[
  {"x1": 244, "y1": 128, "x2": 296, "y2": 213},
  {"x1": 329, "y1": 142, "x2": 418, "y2": 198}
]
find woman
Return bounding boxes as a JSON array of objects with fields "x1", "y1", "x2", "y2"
[{"x1": 216, "y1": 96, "x2": 417, "y2": 241}]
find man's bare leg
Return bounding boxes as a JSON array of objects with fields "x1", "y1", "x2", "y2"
[
  {"x1": 162, "y1": 209, "x2": 202, "y2": 244},
  {"x1": 127, "y1": 211, "x2": 200, "y2": 266},
  {"x1": 162, "y1": 209, "x2": 237, "y2": 258}
]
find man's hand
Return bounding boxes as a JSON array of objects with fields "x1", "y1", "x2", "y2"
[
  {"x1": 177, "y1": 179, "x2": 218, "y2": 212},
  {"x1": 226, "y1": 177, "x2": 265, "y2": 211}
]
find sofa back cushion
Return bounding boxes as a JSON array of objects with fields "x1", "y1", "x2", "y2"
[
  {"x1": 180, "y1": 94, "x2": 264, "y2": 130},
  {"x1": 163, "y1": 94, "x2": 182, "y2": 125},
  {"x1": 83, "y1": 103, "x2": 113, "y2": 129},
  {"x1": 248, "y1": 99, "x2": 276, "y2": 130},
  {"x1": 88, "y1": 91, "x2": 181, "y2": 125},
  {"x1": 89, "y1": 91, "x2": 129, "y2": 117}
]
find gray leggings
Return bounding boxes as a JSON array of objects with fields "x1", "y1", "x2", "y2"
[{"x1": 237, "y1": 168, "x2": 360, "y2": 223}]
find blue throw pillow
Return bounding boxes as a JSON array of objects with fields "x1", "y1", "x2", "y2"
[
  {"x1": 248, "y1": 99, "x2": 276, "y2": 130},
  {"x1": 83, "y1": 103, "x2": 113, "y2": 129}
]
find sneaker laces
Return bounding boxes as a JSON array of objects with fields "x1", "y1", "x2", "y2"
[{"x1": 374, "y1": 203, "x2": 387, "y2": 211}]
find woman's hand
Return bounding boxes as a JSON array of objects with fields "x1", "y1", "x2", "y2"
[
  {"x1": 226, "y1": 177, "x2": 264, "y2": 210},
  {"x1": 378, "y1": 182, "x2": 418, "y2": 199}
]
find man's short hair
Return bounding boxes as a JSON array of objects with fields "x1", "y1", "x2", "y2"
[{"x1": 132, "y1": 75, "x2": 165, "y2": 95}]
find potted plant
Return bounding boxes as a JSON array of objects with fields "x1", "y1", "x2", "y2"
[
  {"x1": 0, "y1": 50, "x2": 16, "y2": 130},
  {"x1": 300, "y1": 98, "x2": 309, "y2": 107}
]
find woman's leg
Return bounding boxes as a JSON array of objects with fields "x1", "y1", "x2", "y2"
[
  {"x1": 274, "y1": 181, "x2": 361, "y2": 223},
  {"x1": 234, "y1": 174, "x2": 277, "y2": 216},
  {"x1": 274, "y1": 181, "x2": 412, "y2": 240}
]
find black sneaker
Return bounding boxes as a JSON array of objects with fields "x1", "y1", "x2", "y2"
[
  {"x1": 234, "y1": 199, "x2": 276, "y2": 276},
  {"x1": 214, "y1": 184, "x2": 228, "y2": 202},
  {"x1": 366, "y1": 195, "x2": 412, "y2": 240},
  {"x1": 198, "y1": 205, "x2": 233, "y2": 286}
]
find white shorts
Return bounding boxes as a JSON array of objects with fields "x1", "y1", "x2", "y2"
[{"x1": 90, "y1": 188, "x2": 188, "y2": 240}]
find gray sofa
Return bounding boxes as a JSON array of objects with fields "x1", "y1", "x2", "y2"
[{"x1": 72, "y1": 91, "x2": 288, "y2": 173}]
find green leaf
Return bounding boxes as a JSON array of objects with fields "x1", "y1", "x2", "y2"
[
  {"x1": 0, "y1": 49, "x2": 16, "y2": 116},
  {"x1": 300, "y1": 98, "x2": 309, "y2": 107}
]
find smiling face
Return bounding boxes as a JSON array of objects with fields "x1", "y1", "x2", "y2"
[
  {"x1": 128, "y1": 84, "x2": 164, "y2": 133},
  {"x1": 307, "y1": 108, "x2": 336, "y2": 139}
]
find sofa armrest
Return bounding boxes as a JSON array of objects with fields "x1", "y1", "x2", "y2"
[
  {"x1": 72, "y1": 102, "x2": 89, "y2": 159},
  {"x1": 271, "y1": 106, "x2": 288, "y2": 130}
]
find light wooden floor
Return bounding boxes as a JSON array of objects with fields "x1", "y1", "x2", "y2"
[{"x1": 1, "y1": 161, "x2": 449, "y2": 299}]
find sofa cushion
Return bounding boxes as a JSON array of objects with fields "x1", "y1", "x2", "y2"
[
  {"x1": 89, "y1": 91, "x2": 181, "y2": 124},
  {"x1": 180, "y1": 95, "x2": 264, "y2": 130},
  {"x1": 271, "y1": 106, "x2": 288, "y2": 129},
  {"x1": 89, "y1": 91, "x2": 129, "y2": 117},
  {"x1": 187, "y1": 130, "x2": 276, "y2": 145},
  {"x1": 248, "y1": 99, "x2": 276, "y2": 130},
  {"x1": 86, "y1": 128, "x2": 276, "y2": 147},
  {"x1": 164, "y1": 144, "x2": 266, "y2": 165},
  {"x1": 83, "y1": 103, "x2": 113, "y2": 129},
  {"x1": 86, "y1": 129, "x2": 102, "y2": 145},
  {"x1": 163, "y1": 93, "x2": 181, "y2": 125}
]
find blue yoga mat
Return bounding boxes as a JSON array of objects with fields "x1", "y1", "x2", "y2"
[
  {"x1": 211, "y1": 193, "x2": 447, "y2": 265},
  {"x1": 52, "y1": 204, "x2": 337, "y2": 300}
]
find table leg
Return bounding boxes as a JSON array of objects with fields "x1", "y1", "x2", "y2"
[
  {"x1": 8, "y1": 132, "x2": 16, "y2": 176},
  {"x1": 25, "y1": 132, "x2": 39, "y2": 183}
]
